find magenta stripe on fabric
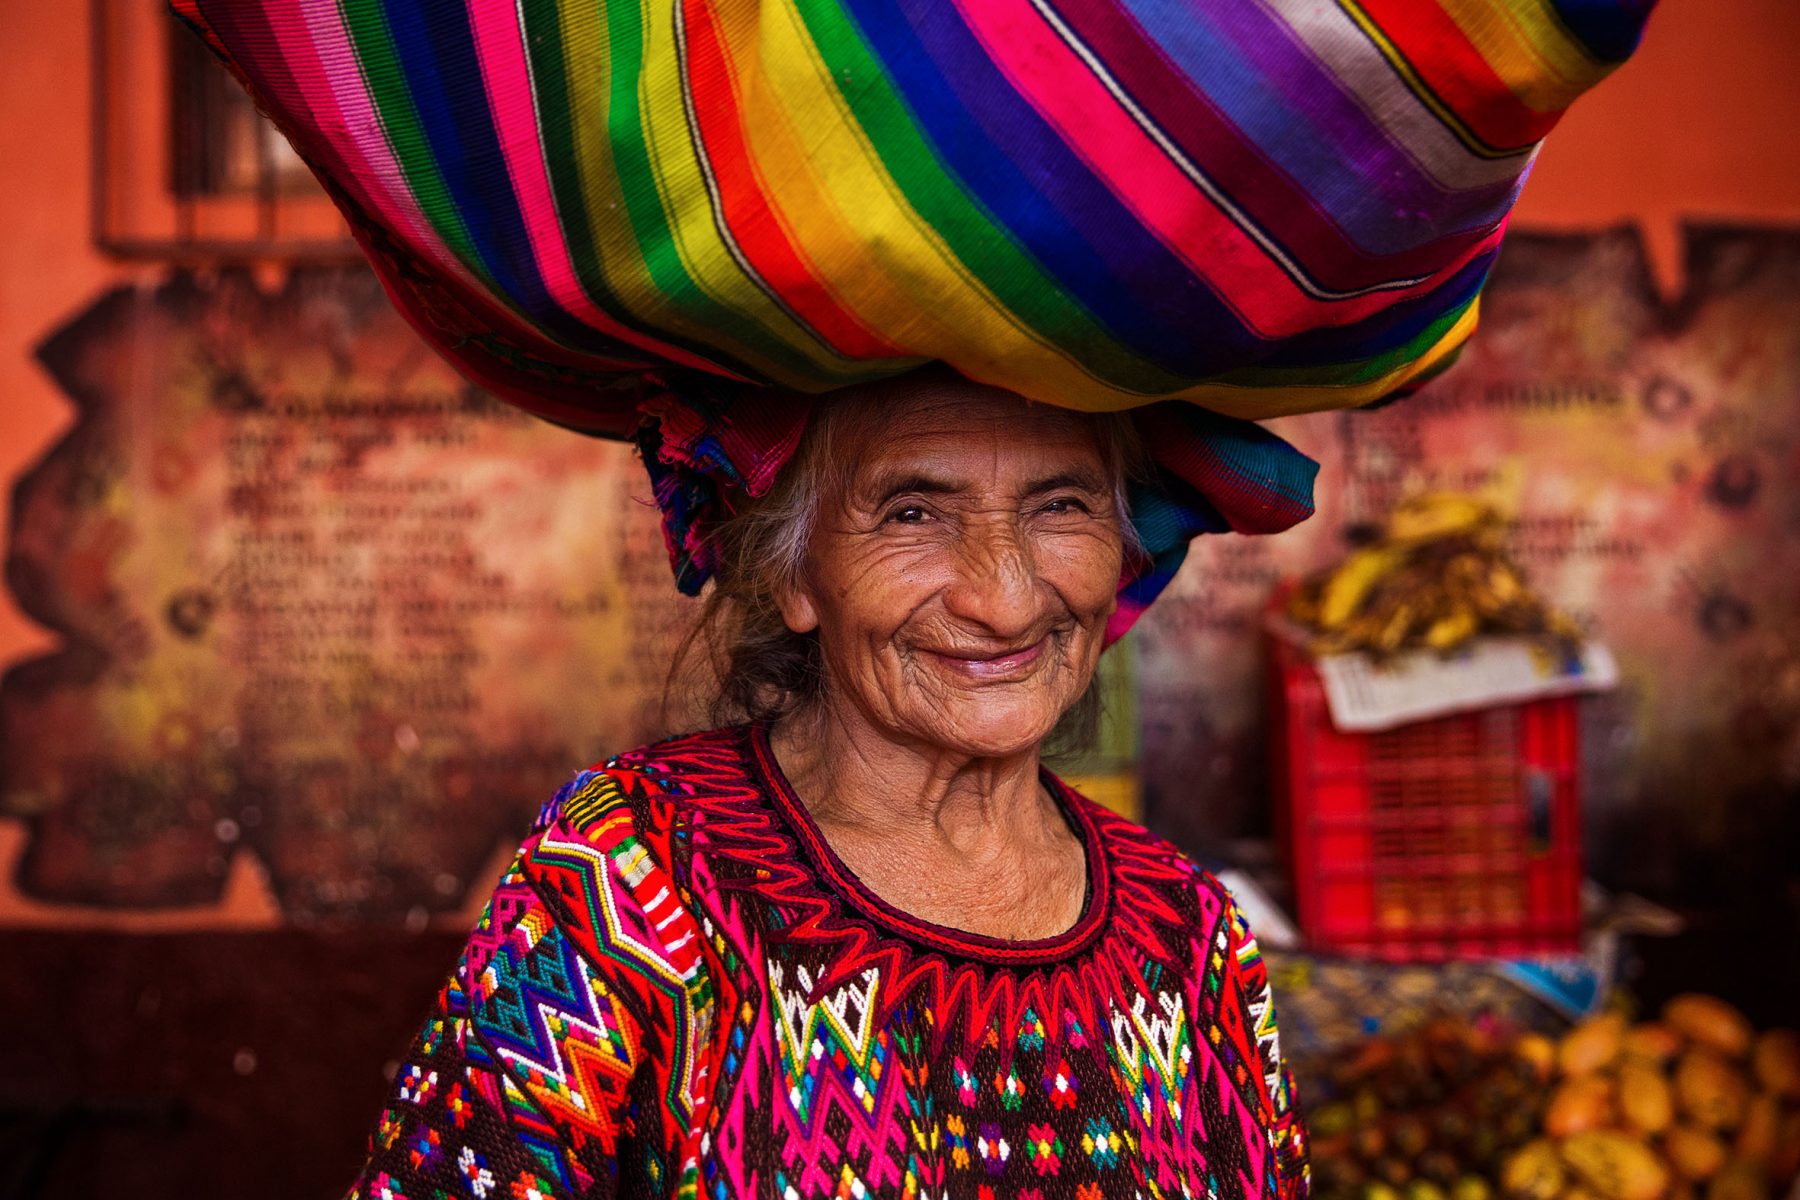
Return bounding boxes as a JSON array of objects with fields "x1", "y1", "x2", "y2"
[
  {"x1": 958, "y1": 0, "x2": 1441, "y2": 332},
  {"x1": 287, "y1": 0, "x2": 461, "y2": 267},
  {"x1": 1274, "y1": 0, "x2": 1530, "y2": 191},
  {"x1": 1194, "y1": 0, "x2": 1521, "y2": 249},
  {"x1": 1042, "y1": 0, "x2": 1502, "y2": 296},
  {"x1": 208, "y1": 0, "x2": 518, "y2": 336},
  {"x1": 950, "y1": 0, "x2": 1243, "y2": 304},
  {"x1": 465, "y1": 1, "x2": 732, "y2": 371},
  {"x1": 962, "y1": 0, "x2": 1489, "y2": 339},
  {"x1": 276, "y1": 0, "x2": 642, "y2": 368}
]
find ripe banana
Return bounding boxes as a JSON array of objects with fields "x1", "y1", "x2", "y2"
[
  {"x1": 1385, "y1": 493, "x2": 1502, "y2": 545},
  {"x1": 1286, "y1": 492, "x2": 1580, "y2": 662},
  {"x1": 1317, "y1": 546, "x2": 1405, "y2": 629}
]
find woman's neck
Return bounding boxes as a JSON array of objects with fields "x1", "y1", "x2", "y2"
[
  {"x1": 765, "y1": 700, "x2": 1088, "y2": 941},
  {"x1": 767, "y1": 699, "x2": 1054, "y2": 846}
]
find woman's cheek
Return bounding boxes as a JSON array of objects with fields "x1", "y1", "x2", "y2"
[
  {"x1": 1044, "y1": 530, "x2": 1124, "y2": 616},
  {"x1": 855, "y1": 543, "x2": 953, "y2": 611},
  {"x1": 837, "y1": 555, "x2": 930, "y2": 651}
]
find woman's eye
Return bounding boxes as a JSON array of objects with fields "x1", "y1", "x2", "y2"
[
  {"x1": 1042, "y1": 496, "x2": 1092, "y2": 516},
  {"x1": 883, "y1": 504, "x2": 930, "y2": 525}
]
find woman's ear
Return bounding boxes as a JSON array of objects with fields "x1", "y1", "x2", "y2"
[{"x1": 773, "y1": 573, "x2": 821, "y2": 635}]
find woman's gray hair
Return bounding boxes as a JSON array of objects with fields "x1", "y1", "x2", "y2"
[{"x1": 663, "y1": 377, "x2": 1156, "y2": 762}]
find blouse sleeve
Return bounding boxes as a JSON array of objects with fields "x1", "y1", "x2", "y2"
[
  {"x1": 344, "y1": 767, "x2": 709, "y2": 1200},
  {"x1": 1223, "y1": 895, "x2": 1312, "y2": 1200}
]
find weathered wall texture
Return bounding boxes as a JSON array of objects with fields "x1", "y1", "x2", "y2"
[{"x1": 1135, "y1": 226, "x2": 1800, "y2": 901}]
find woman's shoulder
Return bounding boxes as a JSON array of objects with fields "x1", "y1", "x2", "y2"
[
  {"x1": 597, "y1": 720, "x2": 762, "y2": 791},
  {"x1": 496, "y1": 728, "x2": 750, "y2": 1001},
  {"x1": 531, "y1": 722, "x2": 758, "y2": 836}
]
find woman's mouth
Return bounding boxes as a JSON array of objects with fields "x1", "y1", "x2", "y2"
[{"x1": 922, "y1": 636, "x2": 1048, "y2": 679}]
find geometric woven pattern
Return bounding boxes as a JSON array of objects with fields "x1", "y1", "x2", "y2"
[{"x1": 345, "y1": 722, "x2": 1310, "y2": 1198}]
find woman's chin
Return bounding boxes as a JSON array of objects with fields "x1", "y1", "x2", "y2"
[{"x1": 895, "y1": 695, "x2": 1069, "y2": 758}]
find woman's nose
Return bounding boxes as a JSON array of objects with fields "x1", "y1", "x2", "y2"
[{"x1": 941, "y1": 518, "x2": 1039, "y2": 634}]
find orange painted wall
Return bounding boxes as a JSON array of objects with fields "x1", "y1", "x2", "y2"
[
  {"x1": 1510, "y1": 0, "x2": 1800, "y2": 287},
  {"x1": 2, "y1": 0, "x2": 119, "y2": 673}
]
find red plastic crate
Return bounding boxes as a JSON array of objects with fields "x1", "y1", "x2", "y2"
[{"x1": 1267, "y1": 632, "x2": 1584, "y2": 961}]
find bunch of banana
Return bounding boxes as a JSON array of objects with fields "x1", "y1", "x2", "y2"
[{"x1": 1286, "y1": 494, "x2": 1582, "y2": 661}]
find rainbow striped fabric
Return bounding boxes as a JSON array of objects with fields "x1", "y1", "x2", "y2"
[
  {"x1": 171, "y1": 0, "x2": 1653, "y2": 635},
  {"x1": 171, "y1": 0, "x2": 1653, "y2": 426}
]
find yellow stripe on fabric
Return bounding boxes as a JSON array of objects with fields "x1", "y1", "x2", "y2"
[
  {"x1": 556, "y1": 4, "x2": 658, "y2": 331},
  {"x1": 552, "y1": 0, "x2": 801, "y2": 381},
  {"x1": 706, "y1": 2, "x2": 933, "y2": 373},
  {"x1": 730, "y1": 0, "x2": 1151, "y2": 409},
  {"x1": 715, "y1": 0, "x2": 1001, "y2": 377},
  {"x1": 634, "y1": 0, "x2": 862, "y2": 383},
  {"x1": 1445, "y1": 0, "x2": 1615, "y2": 113},
  {"x1": 1176, "y1": 301, "x2": 1481, "y2": 419}
]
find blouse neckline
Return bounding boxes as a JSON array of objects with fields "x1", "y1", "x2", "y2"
[{"x1": 745, "y1": 718, "x2": 1112, "y2": 965}]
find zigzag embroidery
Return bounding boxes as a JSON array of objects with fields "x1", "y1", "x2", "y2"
[
  {"x1": 611, "y1": 725, "x2": 1207, "y2": 1063},
  {"x1": 472, "y1": 918, "x2": 638, "y2": 1130},
  {"x1": 768, "y1": 962, "x2": 889, "y2": 1128},
  {"x1": 1109, "y1": 989, "x2": 1194, "y2": 1127},
  {"x1": 1231, "y1": 907, "x2": 1286, "y2": 1114},
  {"x1": 525, "y1": 773, "x2": 715, "y2": 1132},
  {"x1": 568, "y1": 724, "x2": 1295, "y2": 1199}
]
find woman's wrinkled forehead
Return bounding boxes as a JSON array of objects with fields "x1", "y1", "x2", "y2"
[{"x1": 826, "y1": 382, "x2": 1110, "y2": 507}]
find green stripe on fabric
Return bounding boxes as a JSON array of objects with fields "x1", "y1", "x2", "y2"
[
  {"x1": 517, "y1": 0, "x2": 651, "y2": 339},
  {"x1": 594, "y1": 0, "x2": 838, "y2": 382},
  {"x1": 337, "y1": 0, "x2": 487, "y2": 289},
  {"x1": 790, "y1": 0, "x2": 1186, "y2": 396},
  {"x1": 1214, "y1": 298, "x2": 1473, "y2": 389}
]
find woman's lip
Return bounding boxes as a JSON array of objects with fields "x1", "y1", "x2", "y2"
[{"x1": 924, "y1": 636, "x2": 1048, "y2": 678}]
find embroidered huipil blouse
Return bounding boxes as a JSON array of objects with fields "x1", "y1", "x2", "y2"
[{"x1": 347, "y1": 723, "x2": 1310, "y2": 1199}]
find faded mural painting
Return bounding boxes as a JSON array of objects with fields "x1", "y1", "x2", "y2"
[
  {"x1": 3, "y1": 225, "x2": 1796, "y2": 921},
  {"x1": 4, "y1": 271, "x2": 689, "y2": 919}
]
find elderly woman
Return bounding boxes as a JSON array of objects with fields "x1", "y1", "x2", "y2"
[
  {"x1": 345, "y1": 370, "x2": 1309, "y2": 1199},
  {"x1": 172, "y1": 0, "x2": 1654, "y2": 1194}
]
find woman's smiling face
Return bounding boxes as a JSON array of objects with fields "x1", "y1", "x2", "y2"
[{"x1": 776, "y1": 383, "x2": 1127, "y2": 758}]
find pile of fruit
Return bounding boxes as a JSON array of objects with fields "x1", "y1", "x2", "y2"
[
  {"x1": 1284, "y1": 493, "x2": 1582, "y2": 661},
  {"x1": 1305, "y1": 997, "x2": 1800, "y2": 1200},
  {"x1": 1305, "y1": 1015, "x2": 1549, "y2": 1200},
  {"x1": 1499, "y1": 995, "x2": 1800, "y2": 1200}
]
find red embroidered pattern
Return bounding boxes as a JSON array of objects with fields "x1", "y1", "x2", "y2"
[{"x1": 346, "y1": 723, "x2": 1310, "y2": 1199}]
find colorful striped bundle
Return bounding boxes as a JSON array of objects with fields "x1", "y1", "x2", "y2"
[
  {"x1": 171, "y1": 0, "x2": 1653, "y2": 424},
  {"x1": 172, "y1": 0, "x2": 1653, "y2": 631}
]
